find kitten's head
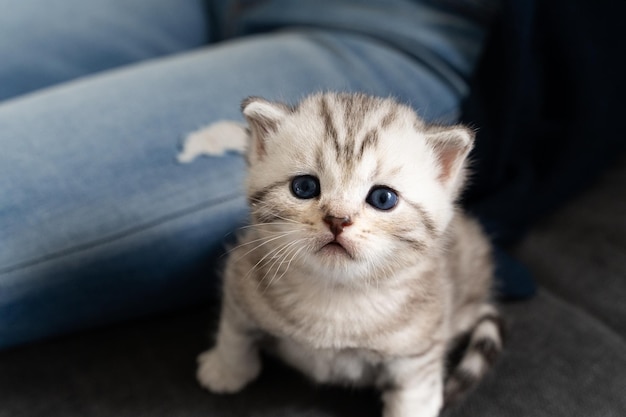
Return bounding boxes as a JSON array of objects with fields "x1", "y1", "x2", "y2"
[{"x1": 242, "y1": 93, "x2": 473, "y2": 284}]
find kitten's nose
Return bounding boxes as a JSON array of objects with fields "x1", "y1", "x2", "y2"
[{"x1": 323, "y1": 215, "x2": 352, "y2": 236}]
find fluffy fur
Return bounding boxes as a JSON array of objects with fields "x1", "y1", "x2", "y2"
[{"x1": 196, "y1": 93, "x2": 503, "y2": 417}]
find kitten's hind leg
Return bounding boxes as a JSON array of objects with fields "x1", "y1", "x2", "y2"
[
  {"x1": 196, "y1": 305, "x2": 261, "y2": 394},
  {"x1": 443, "y1": 304, "x2": 504, "y2": 405},
  {"x1": 178, "y1": 121, "x2": 248, "y2": 163}
]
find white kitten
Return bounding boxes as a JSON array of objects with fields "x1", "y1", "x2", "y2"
[{"x1": 195, "y1": 93, "x2": 503, "y2": 417}]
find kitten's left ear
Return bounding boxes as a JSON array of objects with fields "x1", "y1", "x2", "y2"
[
  {"x1": 425, "y1": 125, "x2": 474, "y2": 188},
  {"x1": 241, "y1": 96, "x2": 289, "y2": 159}
]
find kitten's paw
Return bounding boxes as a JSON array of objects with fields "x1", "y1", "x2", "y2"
[
  {"x1": 382, "y1": 387, "x2": 442, "y2": 417},
  {"x1": 177, "y1": 121, "x2": 247, "y2": 163},
  {"x1": 196, "y1": 349, "x2": 261, "y2": 394}
]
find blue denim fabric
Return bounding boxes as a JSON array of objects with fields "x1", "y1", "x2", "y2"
[
  {"x1": 0, "y1": 0, "x2": 213, "y2": 101},
  {"x1": 0, "y1": 0, "x2": 491, "y2": 349}
]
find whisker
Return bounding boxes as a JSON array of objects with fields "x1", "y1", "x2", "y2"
[
  {"x1": 258, "y1": 238, "x2": 308, "y2": 290},
  {"x1": 257, "y1": 239, "x2": 301, "y2": 270},
  {"x1": 227, "y1": 230, "x2": 299, "y2": 253},
  {"x1": 259, "y1": 211, "x2": 302, "y2": 225},
  {"x1": 236, "y1": 222, "x2": 301, "y2": 231},
  {"x1": 221, "y1": 231, "x2": 296, "y2": 259},
  {"x1": 234, "y1": 231, "x2": 300, "y2": 261},
  {"x1": 272, "y1": 244, "x2": 308, "y2": 285},
  {"x1": 249, "y1": 199, "x2": 304, "y2": 226},
  {"x1": 245, "y1": 242, "x2": 291, "y2": 281},
  {"x1": 263, "y1": 240, "x2": 307, "y2": 289},
  {"x1": 247, "y1": 238, "x2": 305, "y2": 283}
]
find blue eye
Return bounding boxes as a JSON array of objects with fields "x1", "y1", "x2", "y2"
[
  {"x1": 366, "y1": 186, "x2": 398, "y2": 210},
  {"x1": 291, "y1": 175, "x2": 320, "y2": 199}
]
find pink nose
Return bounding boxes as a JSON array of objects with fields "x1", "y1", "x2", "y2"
[{"x1": 323, "y1": 215, "x2": 352, "y2": 236}]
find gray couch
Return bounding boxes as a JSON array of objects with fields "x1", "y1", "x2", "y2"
[{"x1": 2, "y1": 157, "x2": 625, "y2": 417}]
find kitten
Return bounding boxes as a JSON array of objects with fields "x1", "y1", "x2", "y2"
[{"x1": 195, "y1": 93, "x2": 503, "y2": 417}]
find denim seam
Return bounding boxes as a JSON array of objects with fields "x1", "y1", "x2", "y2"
[{"x1": 0, "y1": 192, "x2": 244, "y2": 275}]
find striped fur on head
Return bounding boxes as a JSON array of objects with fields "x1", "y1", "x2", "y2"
[{"x1": 241, "y1": 92, "x2": 473, "y2": 283}]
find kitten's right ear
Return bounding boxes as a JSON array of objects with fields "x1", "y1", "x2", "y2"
[
  {"x1": 241, "y1": 96, "x2": 289, "y2": 159},
  {"x1": 424, "y1": 125, "x2": 474, "y2": 191}
]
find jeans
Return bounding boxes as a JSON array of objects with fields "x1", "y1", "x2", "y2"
[{"x1": 0, "y1": 0, "x2": 490, "y2": 349}]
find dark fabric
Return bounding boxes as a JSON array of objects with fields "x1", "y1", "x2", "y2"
[
  {"x1": 515, "y1": 156, "x2": 626, "y2": 339},
  {"x1": 461, "y1": 0, "x2": 626, "y2": 298},
  {"x1": 1, "y1": 295, "x2": 625, "y2": 417}
]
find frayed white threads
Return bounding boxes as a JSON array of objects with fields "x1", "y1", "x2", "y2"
[{"x1": 177, "y1": 121, "x2": 247, "y2": 163}]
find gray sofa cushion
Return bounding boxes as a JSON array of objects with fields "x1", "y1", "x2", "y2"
[
  {"x1": 457, "y1": 290, "x2": 626, "y2": 417},
  {"x1": 2, "y1": 289, "x2": 625, "y2": 417}
]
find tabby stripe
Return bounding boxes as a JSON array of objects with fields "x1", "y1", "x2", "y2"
[
  {"x1": 406, "y1": 342, "x2": 440, "y2": 361},
  {"x1": 380, "y1": 109, "x2": 397, "y2": 130},
  {"x1": 471, "y1": 338, "x2": 500, "y2": 366},
  {"x1": 443, "y1": 311, "x2": 504, "y2": 406},
  {"x1": 378, "y1": 293, "x2": 443, "y2": 343},
  {"x1": 342, "y1": 94, "x2": 357, "y2": 145},
  {"x1": 319, "y1": 97, "x2": 341, "y2": 160},
  {"x1": 346, "y1": 95, "x2": 368, "y2": 149},
  {"x1": 249, "y1": 179, "x2": 289, "y2": 206},
  {"x1": 358, "y1": 128, "x2": 379, "y2": 161},
  {"x1": 473, "y1": 312, "x2": 507, "y2": 345},
  {"x1": 342, "y1": 93, "x2": 354, "y2": 123},
  {"x1": 379, "y1": 354, "x2": 441, "y2": 392},
  {"x1": 254, "y1": 208, "x2": 292, "y2": 225},
  {"x1": 259, "y1": 276, "x2": 443, "y2": 348},
  {"x1": 404, "y1": 200, "x2": 437, "y2": 237},
  {"x1": 357, "y1": 109, "x2": 394, "y2": 161},
  {"x1": 315, "y1": 145, "x2": 326, "y2": 174},
  {"x1": 343, "y1": 131, "x2": 356, "y2": 166},
  {"x1": 392, "y1": 233, "x2": 427, "y2": 253},
  {"x1": 444, "y1": 368, "x2": 477, "y2": 405}
]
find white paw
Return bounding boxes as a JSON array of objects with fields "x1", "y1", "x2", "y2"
[
  {"x1": 196, "y1": 348, "x2": 261, "y2": 394},
  {"x1": 382, "y1": 386, "x2": 443, "y2": 417},
  {"x1": 177, "y1": 121, "x2": 248, "y2": 163}
]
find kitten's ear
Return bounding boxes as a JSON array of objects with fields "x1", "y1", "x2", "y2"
[
  {"x1": 241, "y1": 96, "x2": 289, "y2": 159},
  {"x1": 425, "y1": 125, "x2": 474, "y2": 188}
]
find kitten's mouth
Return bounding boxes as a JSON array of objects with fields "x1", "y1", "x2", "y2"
[{"x1": 319, "y1": 240, "x2": 353, "y2": 259}]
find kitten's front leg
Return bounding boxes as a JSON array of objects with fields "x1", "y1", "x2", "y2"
[
  {"x1": 196, "y1": 305, "x2": 261, "y2": 394},
  {"x1": 380, "y1": 352, "x2": 445, "y2": 417}
]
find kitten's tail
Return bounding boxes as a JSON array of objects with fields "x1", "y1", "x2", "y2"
[{"x1": 443, "y1": 304, "x2": 505, "y2": 406}]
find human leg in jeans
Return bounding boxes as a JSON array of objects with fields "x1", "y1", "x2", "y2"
[
  {"x1": 0, "y1": 0, "x2": 491, "y2": 349},
  {"x1": 0, "y1": 0, "x2": 213, "y2": 101}
]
